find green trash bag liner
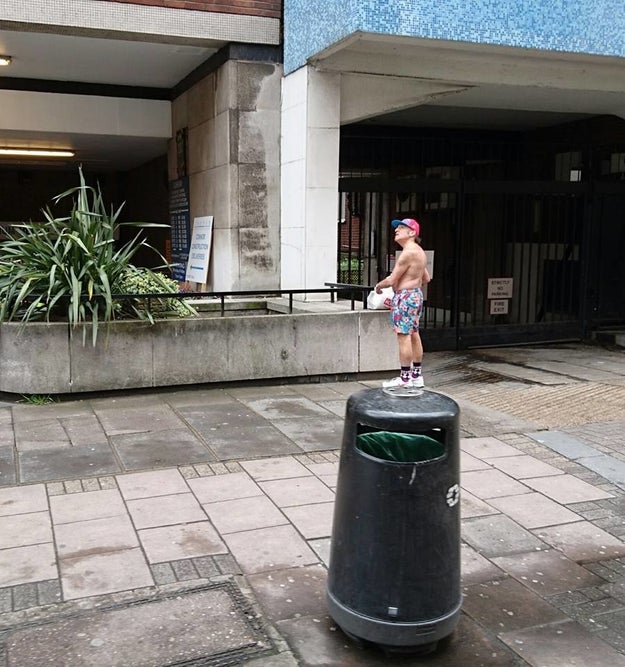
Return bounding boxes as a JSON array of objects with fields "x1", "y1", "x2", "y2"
[{"x1": 356, "y1": 431, "x2": 445, "y2": 462}]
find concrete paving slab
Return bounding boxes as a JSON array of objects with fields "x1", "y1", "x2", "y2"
[
  {"x1": 499, "y1": 619, "x2": 625, "y2": 666},
  {"x1": 522, "y1": 474, "x2": 614, "y2": 504},
  {"x1": 54, "y1": 514, "x2": 139, "y2": 559},
  {"x1": 461, "y1": 451, "x2": 491, "y2": 472},
  {"x1": 276, "y1": 613, "x2": 521, "y2": 666},
  {"x1": 294, "y1": 385, "x2": 348, "y2": 401},
  {"x1": 159, "y1": 387, "x2": 235, "y2": 407},
  {"x1": 204, "y1": 423, "x2": 302, "y2": 460},
  {"x1": 93, "y1": 404, "x2": 185, "y2": 435},
  {"x1": 60, "y1": 415, "x2": 109, "y2": 447},
  {"x1": 461, "y1": 469, "x2": 530, "y2": 499},
  {"x1": 247, "y1": 564, "x2": 328, "y2": 622},
  {"x1": 461, "y1": 544, "x2": 506, "y2": 585},
  {"x1": 0, "y1": 542, "x2": 57, "y2": 587},
  {"x1": 5, "y1": 584, "x2": 272, "y2": 667},
  {"x1": 0, "y1": 483, "x2": 48, "y2": 516},
  {"x1": 138, "y1": 521, "x2": 227, "y2": 563},
  {"x1": 49, "y1": 488, "x2": 126, "y2": 524},
  {"x1": 462, "y1": 578, "x2": 567, "y2": 633},
  {"x1": 116, "y1": 468, "x2": 189, "y2": 499},
  {"x1": 271, "y1": 416, "x2": 344, "y2": 452},
  {"x1": 19, "y1": 443, "x2": 121, "y2": 483},
  {"x1": 461, "y1": 436, "x2": 525, "y2": 459},
  {"x1": 533, "y1": 521, "x2": 625, "y2": 562},
  {"x1": 461, "y1": 490, "x2": 500, "y2": 519},
  {"x1": 577, "y1": 454, "x2": 625, "y2": 489},
  {"x1": 0, "y1": 445, "x2": 16, "y2": 486},
  {"x1": 526, "y1": 429, "x2": 602, "y2": 459},
  {"x1": 110, "y1": 428, "x2": 214, "y2": 469},
  {"x1": 242, "y1": 396, "x2": 334, "y2": 420},
  {"x1": 259, "y1": 477, "x2": 335, "y2": 508},
  {"x1": 223, "y1": 525, "x2": 319, "y2": 574},
  {"x1": 309, "y1": 538, "x2": 331, "y2": 567},
  {"x1": 126, "y1": 492, "x2": 206, "y2": 529},
  {"x1": 283, "y1": 502, "x2": 334, "y2": 539},
  {"x1": 59, "y1": 547, "x2": 153, "y2": 599},
  {"x1": 316, "y1": 399, "x2": 348, "y2": 418},
  {"x1": 485, "y1": 454, "x2": 565, "y2": 479},
  {"x1": 13, "y1": 418, "x2": 70, "y2": 450},
  {"x1": 225, "y1": 385, "x2": 298, "y2": 400},
  {"x1": 462, "y1": 515, "x2": 545, "y2": 557},
  {"x1": 241, "y1": 456, "x2": 312, "y2": 481},
  {"x1": 176, "y1": 403, "x2": 270, "y2": 434},
  {"x1": 187, "y1": 471, "x2": 263, "y2": 503},
  {"x1": 491, "y1": 549, "x2": 604, "y2": 595},
  {"x1": 0, "y1": 511, "x2": 52, "y2": 549},
  {"x1": 487, "y1": 492, "x2": 583, "y2": 529},
  {"x1": 203, "y1": 496, "x2": 288, "y2": 534},
  {"x1": 11, "y1": 401, "x2": 92, "y2": 422}
]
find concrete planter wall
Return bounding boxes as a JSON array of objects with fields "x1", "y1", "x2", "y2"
[{"x1": 0, "y1": 311, "x2": 398, "y2": 394}]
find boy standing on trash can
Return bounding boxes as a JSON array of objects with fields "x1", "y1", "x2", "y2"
[{"x1": 374, "y1": 218, "x2": 431, "y2": 389}]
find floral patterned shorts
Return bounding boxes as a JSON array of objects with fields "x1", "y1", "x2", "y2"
[{"x1": 390, "y1": 288, "x2": 423, "y2": 334}]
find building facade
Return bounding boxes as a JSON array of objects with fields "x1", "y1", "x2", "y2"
[{"x1": 1, "y1": 1, "x2": 625, "y2": 348}]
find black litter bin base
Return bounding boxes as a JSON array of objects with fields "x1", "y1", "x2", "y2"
[{"x1": 327, "y1": 590, "x2": 461, "y2": 652}]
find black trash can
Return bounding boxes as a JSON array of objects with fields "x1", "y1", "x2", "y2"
[{"x1": 326, "y1": 388, "x2": 461, "y2": 653}]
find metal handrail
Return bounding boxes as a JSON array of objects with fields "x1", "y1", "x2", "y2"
[{"x1": 17, "y1": 287, "x2": 372, "y2": 316}]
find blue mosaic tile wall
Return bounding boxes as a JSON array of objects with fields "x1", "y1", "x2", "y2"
[{"x1": 284, "y1": 0, "x2": 625, "y2": 73}]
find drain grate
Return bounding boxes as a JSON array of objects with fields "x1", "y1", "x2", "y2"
[{"x1": 3, "y1": 581, "x2": 276, "y2": 667}]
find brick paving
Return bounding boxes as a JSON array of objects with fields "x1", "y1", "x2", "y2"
[{"x1": 0, "y1": 342, "x2": 624, "y2": 665}]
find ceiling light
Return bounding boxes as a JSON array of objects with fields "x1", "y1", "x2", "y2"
[
  {"x1": 0, "y1": 56, "x2": 12, "y2": 66},
  {"x1": 0, "y1": 148, "x2": 75, "y2": 158}
]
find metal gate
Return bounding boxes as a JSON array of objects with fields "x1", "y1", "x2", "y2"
[{"x1": 338, "y1": 179, "x2": 589, "y2": 349}]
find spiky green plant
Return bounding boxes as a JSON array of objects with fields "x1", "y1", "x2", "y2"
[{"x1": 0, "y1": 167, "x2": 168, "y2": 344}]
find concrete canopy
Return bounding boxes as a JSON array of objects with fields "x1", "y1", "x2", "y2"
[{"x1": 310, "y1": 33, "x2": 625, "y2": 130}]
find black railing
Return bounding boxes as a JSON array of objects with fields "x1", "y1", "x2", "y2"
[
  {"x1": 11, "y1": 288, "x2": 372, "y2": 318},
  {"x1": 323, "y1": 283, "x2": 372, "y2": 309},
  {"x1": 127, "y1": 286, "x2": 375, "y2": 315}
]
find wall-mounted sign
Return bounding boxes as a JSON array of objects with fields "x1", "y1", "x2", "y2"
[
  {"x1": 487, "y1": 277, "x2": 513, "y2": 299},
  {"x1": 490, "y1": 299, "x2": 509, "y2": 315},
  {"x1": 169, "y1": 177, "x2": 191, "y2": 282},
  {"x1": 185, "y1": 216, "x2": 214, "y2": 284}
]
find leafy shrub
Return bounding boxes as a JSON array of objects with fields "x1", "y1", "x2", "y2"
[
  {"x1": 114, "y1": 268, "x2": 196, "y2": 320},
  {"x1": 0, "y1": 167, "x2": 171, "y2": 344}
]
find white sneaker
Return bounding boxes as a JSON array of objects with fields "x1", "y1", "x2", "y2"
[
  {"x1": 412, "y1": 375, "x2": 424, "y2": 388},
  {"x1": 383, "y1": 376, "x2": 413, "y2": 388}
]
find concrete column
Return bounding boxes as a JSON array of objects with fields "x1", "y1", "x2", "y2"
[
  {"x1": 280, "y1": 66, "x2": 340, "y2": 294},
  {"x1": 170, "y1": 59, "x2": 281, "y2": 292}
]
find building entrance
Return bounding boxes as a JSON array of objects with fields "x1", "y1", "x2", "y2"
[{"x1": 337, "y1": 127, "x2": 625, "y2": 349}]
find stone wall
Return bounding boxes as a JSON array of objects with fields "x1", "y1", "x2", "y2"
[{"x1": 0, "y1": 312, "x2": 398, "y2": 394}]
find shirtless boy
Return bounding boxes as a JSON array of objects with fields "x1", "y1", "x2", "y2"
[{"x1": 375, "y1": 218, "x2": 431, "y2": 389}]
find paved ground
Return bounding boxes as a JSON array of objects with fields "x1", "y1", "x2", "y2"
[{"x1": 1, "y1": 342, "x2": 625, "y2": 665}]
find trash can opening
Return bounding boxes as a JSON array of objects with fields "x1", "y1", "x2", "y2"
[{"x1": 356, "y1": 428, "x2": 446, "y2": 463}]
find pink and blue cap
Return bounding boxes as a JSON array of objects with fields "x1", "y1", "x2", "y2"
[{"x1": 391, "y1": 218, "x2": 420, "y2": 236}]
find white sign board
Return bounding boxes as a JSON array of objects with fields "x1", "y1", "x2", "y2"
[
  {"x1": 185, "y1": 216, "x2": 213, "y2": 284},
  {"x1": 490, "y1": 299, "x2": 509, "y2": 315},
  {"x1": 487, "y1": 277, "x2": 513, "y2": 299}
]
